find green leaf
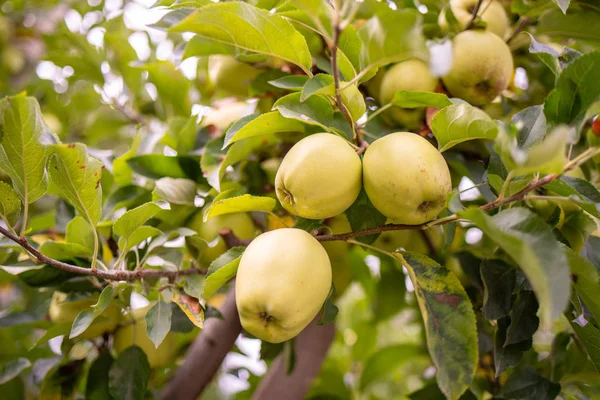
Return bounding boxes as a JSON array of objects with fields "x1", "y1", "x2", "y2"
[
  {"x1": 203, "y1": 190, "x2": 275, "y2": 221},
  {"x1": 162, "y1": 116, "x2": 199, "y2": 155},
  {"x1": 499, "y1": 366, "x2": 561, "y2": 400},
  {"x1": 30, "y1": 322, "x2": 71, "y2": 349},
  {"x1": 273, "y1": 93, "x2": 334, "y2": 129},
  {"x1": 430, "y1": 103, "x2": 498, "y2": 152},
  {"x1": 505, "y1": 291, "x2": 539, "y2": 346},
  {"x1": 537, "y1": 7, "x2": 600, "y2": 44},
  {"x1": 360, "y1": 344, "x2": 423, "y2": 390},
  {"x1": 169, "y1": 2, "x2": 313, "y2": 73},
  {"x1": 223, "y1": 112, "x2": 305, "y2": 148},
  {"x1": 494, "y1": 317, "x2": 532, "y2": 376},
  {"x1": 108, "y1": 346, "x2": 150, "y2": 400},
  {"x1": 0, "y1": 95, "x2": 53, "y2": 203},
  {"x1": 550, "y1": 0, "x2": 570, "y2": 13},
  {"x1": 182, "y1": 35, "x2": 236, "y2": 59},
  {"x1": 136, "y1": 62, "x2": 191, "y2": 117},
  {"x1": 526, "y1": 33, "x2": 560, "y2": 77},
  {"x1": 66, "y1": 216, "x2": 95, "y2": 253},
  {"x1": 299, "y1": 74, "x2": 365, "y2": 122},
  {"x1": 567, "y1": 249, "x2": 600, "y2": 322},
  {"x1": 39, "y1": 241, "x2": 92, "y2": 259},
  {"x1": 544, "y1": 51, "x2": 600, "y2": 125},
  {"x1": 145, "y1": 300, "x2": 172, "y2": 348},
  {"x1": 49, "y1": 143, "x2": 103, "y2": 225},
  {"x1": 460, "y1": 208, "x2": 570, "y2": 326},
  {"x1": 0, "y1": 358, "x2": 30, "y2": 385},
  {"x1": 569, "y1": 318, "x2": 600, "y2": 373},
  {"x1": 268, "y1": 75, "x2": 309, "y2": 91},
  {"x1": 200, "y1": 136, "x2": 226, "y2": 191},
  {"x1": 374, "y1": 257, "x2": 406, "y2": 321},
  {"x1": 202, "y1": 247, "x2": 245, "y2": 298},
  {"x1": 357, "y1": 9, "x2": 428, "y2": 74},
  {"x1": 317, "y1": 284, "x2": 338, "y2": 326},
  {"x1": 86, "y1": 352, "x2": 114, "y2": 400},
  {"x1": 345, "y1": 189, "x2": 386, "y2": 245},
  {"x1": 512, "y1": 105, "x2": 547, "y2": 150},
  {"x1": 69, "y1": 311, "x2": 95, "y2": 339},
  {"x1": 390, "y1": 91, "x2": 452, "y2": 109},
  {"x1": 481, "y1": 259, "x2": 515, "y2": 321},
  {"x1": 0, "y1": 181, "x2": 21, "y2": 226},
  {"x1": 395, "y1": 252, "x2": 477, "y2": 400},
  {"x1": 127, "y1": 155, "x2": 204, "y2": 183},
  {"x1": 153, "y1": 178, "x2": 197, "y2": 206},
  {"x1": 114, "y1": 202, "x2": 164, "y2": 251}
]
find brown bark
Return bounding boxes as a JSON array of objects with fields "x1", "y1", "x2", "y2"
[
  {"x1": 160, "y1": 286, "x2": 241, "y2": 400},
  {"x1": 251, "y1": 320, "x2": 336, "y2": 400}
]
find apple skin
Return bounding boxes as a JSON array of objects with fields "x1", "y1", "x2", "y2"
[
  {"x1": 374, "y1": 226, "x2": 443, "y2": 254},
  {"x1": 363, "y1": 132, "x2": 451, "y2": 225},
  {"x1": 366, "y1": 68, "x2": 386, "y2": 102},
  {"x1": 49, "y1": 292, "x2": 120, "y2": 339},
  {"x1": 439, "y1": 0, "x2": 509, "y2": 39},
  {"x1": 187, "y1": 212, "x2": 257, "y2": 267},
  {"x1": 379, "y1": 60, "x2": 439, "y2": 129},
  {"x1": 322, "y1": 214, "x2": 353, "y2": 298},
  {"x1": 113, "y1": 306, "x2": 177, "y2": 368},
  {"x1": 236, "y1": 228, "x2": 332, "y2": 343},
  {"x1": 442, "y1": 30, "x2": 513, "y2": 106},
  {"x1": 275, "y1": 133, "x2": 362, "y2": 219},
  {"x1": 208, "y1": 55, "x2": 261, "y2": 98}
]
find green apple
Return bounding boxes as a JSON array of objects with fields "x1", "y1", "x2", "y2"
[
  {"x1": 236, "y1": 228, "x2": 332, "y2": 343},
  {"x1": 49, "y1": 292, "x2": 120, "y2": 339},
  {"x1": 187, "y1": 212, "x2": 257, "y2": 267},
  {"x1": 113, "y1": 305, "x2": 177, "y2": 368},
  {"x1": 341, "y1": 83, "x2": 367, "y2": 122},
  {"x1": 374, "y1": 226, "x2": 443, "y2": 254},
  {"x1": 379, "y1": 59, "x2": 438, "y2": 129},
  {"x1": 261, "y1": 158, "x2": 282, "y2": 185},
  {"x1": 200, "y1": 100, "x2": 254, "y2": 131},
  {"x1": 565, "y1": 166, "x2": 585, "y2": 179},
  {"x1": 442, "y1": 30, "x2": 513, "y2": 106},
  {"x1": 363, "y1": 132, "x2": 451, "y2": 225},
  {"x1": 322, "y1": 214, "x2": 353, "y2": 298},
  {"x1": 439, "y1": 0, "x2": 509, "y2": 39},
  {"x1": 275, "y1": 133, "x2": 362, "y2": 219},
  {"x1": 208, "y1": 55, "x2": 262, "y2": 98},
  {"x1": 366, "y1": 68, "x2": 386, "y2": 102}
]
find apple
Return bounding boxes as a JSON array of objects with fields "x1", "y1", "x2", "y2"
[
  {"x1": 261, "y1": 158, "x2": 282, "y2": 185},
  {"x1": 208, "y1": 55, "x2": 262, "y2": 98},
  {"x1": 565, "y1": 166, "x2": 585, "y2": 180},
  {"x1": 341, "y1": 83, "x2": 367, "y2": 122},
  {"x1": 200, "y1": 99, "x2": 255, "y2": 131},
  {"x1": 322, "y1": 214, "x2": 353, "y2": 298},
  {"x1": 49, "y1": 292, "x2": 120, "y2": 339},
  {"x1": 439, "y1": 0, "x2": 509, "y2": 39},
  {"x1": 113, "y1": 305, "x2": 177, "y2": 368},
  {"x1": 187, "y1": 212, "x2": 257, "y2": 267},
  {"x1": 236, "y1": 228, "x2": 332, "y2": 343},
  {"x1": 366, "y1": 68, "x2": 386, "y2": 102},
  {"x1": 442, "y1": 30, "x2": 513, "y2": 106},
  {"x1": 275, "y1": 133, "x2": 362, "y2": 219},
  {"x1": 374, "y1": 226, "x2": 443, "y2": 254},
  {"x1": 379, "y1": 59, "x2": 439, "y2": 129},
  {"x1": 363, "y1": 132, "x2": 452, "y2": 225}
]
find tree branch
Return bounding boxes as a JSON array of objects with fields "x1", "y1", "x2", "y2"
[
  {"x1": 160, "y1": 285, "x2": 241, "y2": 400},
  {"x1": 251, "y1": 318, "x2": 336, "y2": 400},
  {"x1": 464, "y1": 0, "x2": 484, "y2": 30}
]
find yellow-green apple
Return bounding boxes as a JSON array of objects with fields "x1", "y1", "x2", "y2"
[
  {"x1": 322, "y1": 214, "x2": 353, "y2": 298},
  {"x1": 187, "y1": 212, "x2": 257, "y2": 266},
  {"x1": 439, "y1": 0, "x2": 509, "y2": 38},
  {"x1": 49, "y1": 292, "x2": 120, "y2": 339},
  {"x1": 113, "y1": 305, "x2": 177, "y2": 368},
  {"x1": 442, "y1": 30, "x2": 513, "y2": 106},
  {"x1": 374, "y1": 226, "x2": 444, "y2": 254},
  {"x1": 208, "y1": 55, "x2": 262, "y2": 98},
  {"x1": 379, "y1": 59, "x2": 439, "y2": 129},
  {"x1": 363, "y1": 132, "x2": 451, "y2": 225},
  {"x1": 275, "y1": 133, "x2": 362, "y2": 219},
  {"x1": 236, "y1": 228, "x2": 332, "y2": 343}
]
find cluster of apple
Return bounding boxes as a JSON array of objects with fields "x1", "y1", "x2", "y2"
[{"x1": 234, "y1": 130, "x2": 451, "y2": 343}]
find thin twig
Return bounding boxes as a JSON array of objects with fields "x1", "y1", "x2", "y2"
[
  {"x1": 464, "y1": 0, "x2": 485, "y2": 30},
  {"x1": 506, "y1": 17, "x2": 532, "y2": 44}
]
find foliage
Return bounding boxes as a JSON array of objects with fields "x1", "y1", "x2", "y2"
[{"x1": 0, "y1": 0, "x2": 599, "y2": 399}]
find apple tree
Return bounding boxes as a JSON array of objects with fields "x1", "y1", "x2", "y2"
[{"x1": 0, "y1": 0, "x2": 600, "y2": 399}]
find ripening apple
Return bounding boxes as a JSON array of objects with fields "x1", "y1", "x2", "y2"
[
  {"x1": 363, "y1": 132, "x2": 452, "y2": 225},
  {"x1": 200, "y1": 100, "x2": 255, "y2": 131},
  {"x1": 236, "y1": 229, "x2": 332, "y2": 343},
  {"x1": 208, "y1": 55, "x2": 262, "y2": 98},
  {"x1": 49, "y1": 292, "x2": 120, "y2": 339},
  {"x1": 322, "y1": 214, "x2": 353, "y2": 298},
  {"x1": 439, "y1": 0, "x2": 509, "y2": 39},
  {"x1": 275, "y1": 133, "x2": 362, "y2": 219},
  {"x1": 379, "y1": 59, "x2": 439, "y2": 129},
  {"x1": 187, "y1": 212, "x2": 257, "y2": 266},
  {"x1": 113, "y1": 305, "x2": 177, "y2": 368},
  {"x1": 442, "y1": 30, "x2": 513, "y2": 106}
]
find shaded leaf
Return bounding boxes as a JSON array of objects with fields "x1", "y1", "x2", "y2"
[
  {"x1": 0, "y1": 358, "x2": 31, "y2": 385},
  {"x1": 481, "y1": 259, "x2": 515, "y2": 321},
  {"x1": 145, "y1": 300, "x2": 172, "y2": 348},
  {"x1": 317, "y1": 284, "x2": 338, "y2": 326},
  {"x1": 127, "y1": 155, "x2": 204, "y2": 183},
  {"x1": 86, "y1": 352, "x2": 114, "y2": 400},
  {"x1": 108, "y1": 347, "x2": 150, "y2": 400},
  {"x1": 360, "y1": 344, "x2": 422, "y2": 390},
  {"x1": 505, "y1": 291, "x2": 539, "y2": 346},
  {"x1": 499, "y1": 366, "x2": 560, "y2": 400}
]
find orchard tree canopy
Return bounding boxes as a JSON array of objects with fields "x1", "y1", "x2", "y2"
[{"x1": 1, "y1": 0, "x2": 600, "y2": 399}]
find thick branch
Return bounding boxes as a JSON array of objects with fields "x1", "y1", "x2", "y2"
[
  {"x1": 251, "y1": 318, "x2": 336, "y2": 400},
  {"x1": 160, "y1": 285, "x2": 241, "y2": 400}
]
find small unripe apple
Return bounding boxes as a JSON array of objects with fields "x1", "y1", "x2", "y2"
[
  {"x1": 379, "y1": 59, "x2": 438, "y2": 129},
  {"x1": 439, "y1": 0, "x2": 509, "y2": 39},
  {"x1": 322, "y1": 214, "x2": 353, "y2": 298},
  {"x1": 275, "y1": 133, "x2": 362, "y2": 219},
  {"x1": 187, "y1": 212, "x2": 257, "y2": 267},
  {"x1": 49, "y1": 292, "x2": 120, "y2": 339},
  {"x1": 208, "y1": 55, "x2": 262, "y2": 98},
  {"x1": 374, "y1": 226, "x2": 443, "y2": 254},
  {"x1": 236, "y1": 228, "x2": 332, "y2": 343},
  {"x1": 113, "y1": 305, "x2": 177, "y2": 368},
  {"x1": 363, "y1": 132, "x2": 451, "y2": 225},
  {"x1": 442, "y1": 30, "x2": 513, "y2": 106},
  {"x1": 365, "y1": 68, "x2": 386, "y2": 102}
]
